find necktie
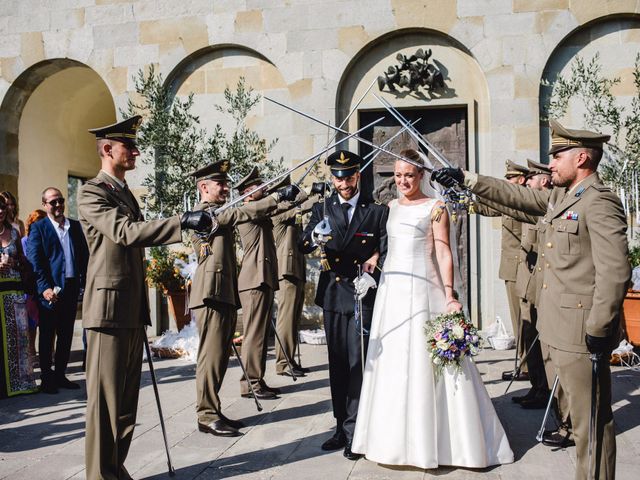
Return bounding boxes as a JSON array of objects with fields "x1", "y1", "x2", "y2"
[{"x1": 341, "y1": 203, "x2": 351, "y2": 225}]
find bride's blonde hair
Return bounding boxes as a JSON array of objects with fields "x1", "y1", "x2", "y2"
[{"x1": 398, "y1": 148, "x2": 426, "y2": 175}]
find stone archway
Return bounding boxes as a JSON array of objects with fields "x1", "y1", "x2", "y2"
[
  {"x1": 335, "y1": 28, "x2": 491, "y2": 324},
  {"x1": 162, "y1": 44, "x2": 292, "y2": 176},
  {"x1": 0, "y1": 59, "x2": 116, "y2": 218},
  {"x1": 539, "y1": 14, "x2": 640, "y2": 156}
]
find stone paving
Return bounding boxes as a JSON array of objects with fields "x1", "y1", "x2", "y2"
[{"x1": 1, "y1": 328, "x2": 639, "y2": 480}]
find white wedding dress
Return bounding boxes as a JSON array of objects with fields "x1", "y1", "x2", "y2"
[{"x1": 351, "y1": 199, "x2": 514, "y2": 469}]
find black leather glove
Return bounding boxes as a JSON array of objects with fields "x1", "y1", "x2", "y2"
[
  {"x1": 181, "y1": 211, "x2": 212, "y2": 232},
  {"x1": 311, "y1": 181, "x2": 330, "y2": 195},
  {"x1": 277, "y1": 184, "x2": 301, "y2": 202},
  {"x1": 431, "y1": 167, "x2": 464, "y2": 188},
  {"x1": 585, "y1": 334, "x2": 613, "y2": 355}
]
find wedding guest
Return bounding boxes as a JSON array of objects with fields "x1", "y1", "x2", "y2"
[
  {"x1": 0, "y1": 195, "x2": 37, "y2": 399},
  {"x1": 22, "y1": 209, "x2": 47, "y2": 365},
  {"x1": 1, "y1": 191, "x2": 26, "y2": 237},
  {"x1": 28, "y1": 188, "x2": 89, "y2": 394}
]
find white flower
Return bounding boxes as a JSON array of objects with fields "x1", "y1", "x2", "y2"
[
  {"x1": 436, "y1": 340, "x2": 449, "y2": 351},
  {"x1": 452, "y1": 325, "x2": 465, "y2": 340}
]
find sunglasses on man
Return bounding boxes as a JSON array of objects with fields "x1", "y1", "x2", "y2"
[{"x1": 45, "y1": 198, "x2": 65, "y2": 207}]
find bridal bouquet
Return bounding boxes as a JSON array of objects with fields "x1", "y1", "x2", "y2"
[{"x1": 424, "y1": 311, "x2": 480, "y2": 376}]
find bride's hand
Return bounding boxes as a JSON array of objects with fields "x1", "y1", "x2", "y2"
[
  {"x1": 446, "y1": 299, "x2": 462, "y2": 313},
  {"x1": 362, "y1": 251, "x2": 379, "y2": 274}
]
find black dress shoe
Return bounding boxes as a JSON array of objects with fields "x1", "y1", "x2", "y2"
[
  {"x1": 260, "y1": 382, "x2": 282, "y2": 395},
  {"x1": 292, "y1": 362, "x2": 311, "y2": 373},
  {"x1": 343, "y1": 443, "x2": 363, "y2": 460},
  {"x1": 219, "y1": 414, "x2": 245, "y2": 429},
  {"x1": 520, "y1": 391, "x2": 549, "y2": 409},
  {"x1": 277, "y1": 367, "x2": 306, "y2": 377},
  {"x1": 542, "y1": 430, "x2": 575, "y2": 448},
  {"x1": 57, "y1": 377, "x2": 81, "y2": 390},
  {"x1": 40, "y1": 381, "x2": 58, "y2": 394},
  {"x1": 321, "y1": 433, "x2": 346, "y2": 451},
  {"x1": 198, "y1": 420, "x2": 242, "y2": 437},
  {"x1": 511, "y1": 387, "x2": 537, "y2": 404},
  {"x1": 502, "y1": 370, "x2": 529, "y2": 381},
  {"x1": 241, "y1": 387, "x2": 278, "y2": 399}
]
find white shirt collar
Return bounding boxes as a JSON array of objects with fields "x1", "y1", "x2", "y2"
[
  {"x1": 100, "y1": 170, "x2": 126, "y2": 189},
  {"x1": 48, "y1": 216, "x2": 70, "y2": 231},
  {"x1": 338, "y1": 190, "x2": 360, "y2": 209}
]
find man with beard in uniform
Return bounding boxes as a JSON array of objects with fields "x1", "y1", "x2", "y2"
[
  {"x1": 79, "y1": 116, "x2": 211, "y2": 479},
  {"x1": 188, "y1": 160, "x2": 300, "y2": 437},
  {"x1": 433, "y1": 120, "x2": 628, "y2": 480},
  {"x1": 299, "y1": 150, "x2": 388, "y2": 460},
  {"x1": 269, "y1": 176, "x2": 326, "y2": 377}
]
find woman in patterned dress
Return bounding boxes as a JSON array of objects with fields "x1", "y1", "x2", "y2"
[{"x1": 0, "y1": 195, "x2": 37, "y2": 399}]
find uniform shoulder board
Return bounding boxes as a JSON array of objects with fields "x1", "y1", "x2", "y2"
[{"x1": 592, "y1": 184, "x2": 612, "y2": 192}]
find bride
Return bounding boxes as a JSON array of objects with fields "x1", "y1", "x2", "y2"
[{"x1": 351, "y1": 149, "x2": 514, "y2": 469}]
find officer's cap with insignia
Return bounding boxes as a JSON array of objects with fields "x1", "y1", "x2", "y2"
[
  {"x1": 504, "y1": 160, "x2": 529, "y2": 179},
  {"x1": 266, "y1": 175, "x2": 291, "y2": 195},
  {"x1": 326, "y1": 150, "x2": 362, "y2": 178},
  {"x1": 526, "y1": 159, "x2": 551, "y2": 176},
  {"x1": 88, "y1": 115, "x2": 142, "y2": 146},
  {"x1": 190, "y1": 159, "x2": 231, "y2": 183},
  {"x1": 234, "y1": 166, "x2": 263, "y2": 191},
  {"x1": 548, "y1": 119, "x2": 611, "y2": 155}
]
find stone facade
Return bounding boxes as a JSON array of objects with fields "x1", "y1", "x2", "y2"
[{"x1": 1, "y1": 0, "x2": 639, "y2": 327}]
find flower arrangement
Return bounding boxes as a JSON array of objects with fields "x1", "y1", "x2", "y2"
[
  {"x1": 424, "y1": 311, "x2": 480, "y2": 376},
  {"x1": 146, "y1": 246, "x2": 189, "y2": 293}
]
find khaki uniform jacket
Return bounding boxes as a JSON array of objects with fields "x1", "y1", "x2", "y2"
[
  {"x1": 78, "y1": 171, "x2": 182, "y2": 329},
  {"x1": 188, "y1": 197, "x2": 280, "y2": 310},
  {"x1": 473, "y1": 201, "x2": 522, "y2": 281},
  {"x1": 237, "y1": 198, "x2": 299, "y2": 292},
  {"x1": 271, "y1": 194, "x2": 320, "y2": 282},
  {"x1": 469, "y1": 173, "x2": 630, "y2": 353}
]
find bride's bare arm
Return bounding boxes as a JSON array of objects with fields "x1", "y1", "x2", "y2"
[{"x1": 431, "y1": 201, "x2": 462, "y2": 312}]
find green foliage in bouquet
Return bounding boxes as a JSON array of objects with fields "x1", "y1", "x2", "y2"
[{"x1": 424, "y1": 311, "x2": 480, "y2": 377}]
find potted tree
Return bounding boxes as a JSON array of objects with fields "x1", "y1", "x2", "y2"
[
  {"x1": 146, "y1": 247, "x2": 190, "y2": 331},
  {"x1": 623, "y1": 246, "x2": 640, "y2": 346}
]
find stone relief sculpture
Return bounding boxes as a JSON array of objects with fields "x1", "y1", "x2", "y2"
[{"x1": 377, "y1": 48, "x2": 445, "y2": 94}]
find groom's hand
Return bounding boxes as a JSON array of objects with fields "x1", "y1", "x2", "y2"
[{"x1": 431, "y1": 168, "x2": 464, "y2": 188}]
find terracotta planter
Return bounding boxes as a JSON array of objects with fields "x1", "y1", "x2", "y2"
[
  {"x1": 166, "y1": 290, "x2": 190, "y2": 332},
  {"x1": 622, "y1": 290, "x2": 640, "y2": 346}
]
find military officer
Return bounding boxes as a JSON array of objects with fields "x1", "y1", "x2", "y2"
[
  {"x1": 299, "y1": 150, "x2": 388, "y2": 460},
  {"x1": 236, "y1": 167, "x2": 302, "y2": 399},
  {"x1": 269, "y1": 176, "x2": 326, "y2": 377},
  {"x1": 473, "y1": 160, "x2": 530, "y2": 382},
  {"x1": 79, "y1": 116, "x2": 210, "y2": 479},
  {"x1": 433, "y1": 120, "x2": 628, "y2": 480},
  {"x1": 188, "y1": 160, "x2": 299, "y2": 436}
]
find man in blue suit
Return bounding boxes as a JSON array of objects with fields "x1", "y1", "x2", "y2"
[{"x1": 28, "y1": 187, "x2": 89, "y2": 393}]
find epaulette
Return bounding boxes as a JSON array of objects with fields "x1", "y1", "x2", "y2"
[
  {"x1": 97, "y1": 181, "x2": 117, "y2": 192},
  {"x1": 592, "y1": 184, "x2": 612, "y2": 193}
]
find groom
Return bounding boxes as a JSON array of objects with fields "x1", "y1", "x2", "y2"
[{"x1": 299, "y1": 150, "x2": 388, "y2": 460}]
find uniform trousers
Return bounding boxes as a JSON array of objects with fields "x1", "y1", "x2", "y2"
[
  {"x1": 540, "y1": 340, "x2": 570, "y2": 425},
  {"x1": 38, "y1": 278, "x2": 79, "y2": 382},
  {"x1": 85, "y1": 327, "x2": 144, "y2": 480},
  {"x1": 549, "y1": 346, "x2": 615, "y2": 480},
  {"x1": 239, "y1": 285, "x2": 274, "y2": 394},
  {"x1": 194, "y1": 302, "x2": 237, "y2": 423},
  {"x1": 519, "y1": 299, "x2": 547, "y2": 392},
  {"x1": 275, "y1": 276, "x2": 305, "y2": 373},
  {"x1": 323, "y1": 309, "x2": 371, "y2": 442},
  {"x1": 505, "y1": 280, "x2": 527, "y2": 372}
]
